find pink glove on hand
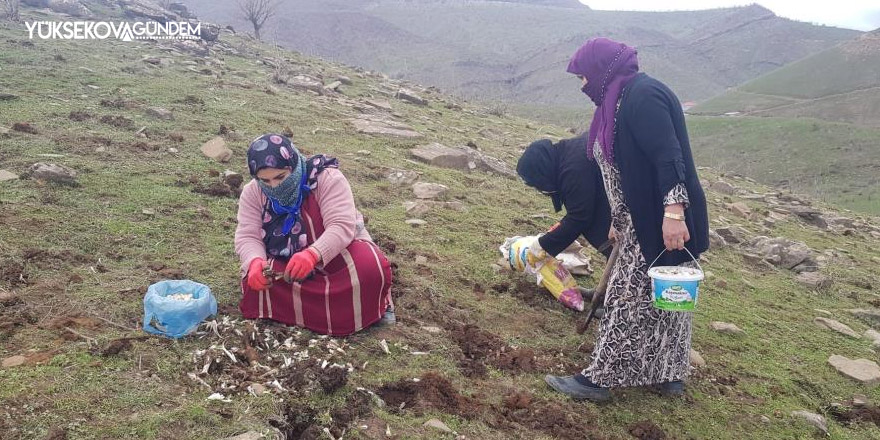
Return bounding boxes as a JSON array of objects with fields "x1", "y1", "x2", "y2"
[
  {"x1": 284, "y1": 248, "x2": 320, "y2": 282},
  {"x1": 247, "y1": 258, "x2": 271, "y2": 291}
]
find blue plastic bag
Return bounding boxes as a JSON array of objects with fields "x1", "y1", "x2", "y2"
[{"x1": 143, "y1": 280, "x2": 218, "y2": 339}]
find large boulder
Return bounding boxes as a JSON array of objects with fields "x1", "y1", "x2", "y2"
[
  {"x1": 351, "y1": 117, "x2": 423, "y2": 138},
  {"x1": 410, "y1": 143, "x2": 470, "y2": 170},
  {"x1": 200, "y1": 137, "x2": 232, "y2": 162},
  {"x1": 27, "y1": 162, "x2": 78, "y2": 186},
  {"x1": 748, "y1": 236, "x2": 813, "y2": 270},
  {"x1": 828, "y1": 355, "x2": 880, "y2": 386}
]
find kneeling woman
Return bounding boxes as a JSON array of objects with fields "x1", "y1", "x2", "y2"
[{"x1": 234, "y1": 134, "x2": 393, "y2": 335}]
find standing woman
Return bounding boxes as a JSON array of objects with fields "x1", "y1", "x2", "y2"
[
  {"x1": 544, "y1": 38, "x2": 709, "y2": 400},
  {"x1": 234, "y1": 134, "x2": 394, "y2": 336}
]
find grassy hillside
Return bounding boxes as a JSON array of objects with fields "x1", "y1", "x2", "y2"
[
  {"x1": 3, "y1": 4, "x2": 880, "y2": 440},
  {"x1": 181, "y1": 0, "x2": 860, "y2": 106},
  {"x1": 688, "y1": 116, "x2": 880, "y2": 215},
  {"x1": 692, "y1": 31, "x2": 880, "y2": 126}
]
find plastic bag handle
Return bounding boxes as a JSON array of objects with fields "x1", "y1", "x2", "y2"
[{"x1": 648, "y1": 247, "x2": 703, "y2": 273}]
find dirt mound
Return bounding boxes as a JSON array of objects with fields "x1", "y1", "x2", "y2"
[
  {"x1": 448, "y1": 323, "x2": 540, "y2": 377},
  {"x1": 270, "y1": 403, "x2": 321, "y2": 440},
  {"x1": 376, "y1": 372, "x2": 480, "y2": 418},
  {"x1": 628, "y1": 420, "x2": 667, "y2": 439},
  {"x1": 488, "y1": 394, "x2": 606, "y2": 440},
  {"x1": 318, "y1": 367, "x2": 348, "y2": 393},
  {"x1": 0, "y1": 259, "x2": 27, "y2": 287},
  {"x1": 828, "y1": 403, "x2": 880, "y2": 427},
  {"x1": 330, "y1": 391, "x2": 373, "y2": 429}
]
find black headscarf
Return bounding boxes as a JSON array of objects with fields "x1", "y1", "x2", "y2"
[{"x1": 517, "y1": 139, "x2": 564, "y2": 212}]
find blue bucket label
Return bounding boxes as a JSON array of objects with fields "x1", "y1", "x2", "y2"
[{"x1": 652, "y1": 279, "x2": 698, "y2": 311}]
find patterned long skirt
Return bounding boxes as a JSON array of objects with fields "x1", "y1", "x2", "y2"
[{"x1": 584, "y1": 143, "x2": 693, "y2": 387}]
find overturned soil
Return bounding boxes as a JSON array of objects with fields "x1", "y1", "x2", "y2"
[
  {"x1": 270, "y1": 403, "x2": 321, "y2": 440},
  {"x1": 376, "y1": 372, "x2": 481, "y2": 418},
  {"x1": 330, "y1": 391, "x2": 373, "y2": 430},
  {"x1": 487, "y1": 392, "x2": 607, "y2": 440},
  {"x1": 447, "y1": 323, "x2": 540, "y2": 377},
  {"x1": 318, "y1": 367, "x2": 348, "y2": 393},
  {"x1": 828, "y1": 404, "x2": 880, "y2": 428},
  {"x1": 628, "y1": 420, "x2": 667, "y2": 440}
]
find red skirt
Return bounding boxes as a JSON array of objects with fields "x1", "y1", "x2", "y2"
[{"x1": 240, "y1": 239, "x2": 392, "y2": 336}]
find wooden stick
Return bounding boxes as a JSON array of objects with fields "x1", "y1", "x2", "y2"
[
  {"x1": 63, "y1": 326, "x2": 97, "y2": 345},
  {"x1": 90, "y1": 314, "x2": 137, "y2": 331}
]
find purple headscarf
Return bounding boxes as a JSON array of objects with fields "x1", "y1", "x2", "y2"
[{"x1": 567, "y1": 38, "x2": 639, "y2": 163}]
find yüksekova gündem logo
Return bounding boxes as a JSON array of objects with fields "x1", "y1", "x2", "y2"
[{"x1": 25, "y1": 21, "x2": 201, "y2": 42}]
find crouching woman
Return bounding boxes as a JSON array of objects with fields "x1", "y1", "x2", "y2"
[{"x1": 234, "y1": 134, "x2": 394, "y2": 336}]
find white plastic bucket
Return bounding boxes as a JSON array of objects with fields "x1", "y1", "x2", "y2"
[{"x1": 647, "y1": 249, "x2": 704, "y2": 312}]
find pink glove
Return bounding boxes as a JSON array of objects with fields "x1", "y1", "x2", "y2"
[
  {"x1": 247, "y1": 258, "x2": 271, "y2": 291},
  {"x1": 284, "y1": 248, "x2": 320, "y2": 282}
]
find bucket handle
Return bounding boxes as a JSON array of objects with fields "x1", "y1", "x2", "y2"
[{"x1": 648, "y1": 247, "x2": 704, "y2": 274}]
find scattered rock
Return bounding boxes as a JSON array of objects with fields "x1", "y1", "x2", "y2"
[
  {"x1": 364, "y1": 99, "x2": 392, "y2": 111},
  {"x1": 396, "y1": 88, "x2": 428, "y2": 106},
  {"x1": 710, "y1": 180, "x2": 737, "y2": 195},
  {"x1": 848, "y1": 309, "x2": 880, "y2": 328},
  {"x1": 405, "y1": 219, "x2": 427, "y2": 226},
  {"x1": 412, "y1": 182, "x2": 448, "y2": 199},
  {"x1": 12, "y1": 122, "x2": 38, "y2": 134},
  {"x1": 797, "y1": 272, "x2": 832, "y2": 290},
  {"x1": 415, "y1": 255, "x2": 428, "y2": 265},
  {"x1": 759, "y1": 415, "x2": 770, "y2": 423},
  {"x1": 421, "y1": 326, "x2": 442, "y2": 334},
  {"x1": 0, "y1": 93, "x2": 19, "y2": 101},
  {"x1": 27, "y1": 162, "x2": 78, "y2": 186},
  {"x1": 222, "y1": 170, "x2": 243, "y2": 190},
  {"x1": 350, "y1": 117, "x2": 422, "y2": 138},
  {"x1": 387, "y1": 169, "x2": 419, "y2": 185},
  {"x1": 787, "y1": 205, "x2": 829, "y2": 229},
  {"x1": 324, "y1": 80, "x2": 342, "y2": 92},
  {"x1": 715, "y1": 226, "x2": 747, "y2": 244},
  {"x1": 337, "y1": 76, "x2": 353, "y2": 85},
  {"x1": 814, "y1": 317, "x2": 860, "y2": 339},
  {"x1": 404, "y1": 200, "x2": 466, "y2": 216},
  {"x1": 0, "y1": 169, "x2": 19, "y2": 182},
  {"x1": 814, "y1": 309, "x2": 832, "y2": 316},
  {"x1": 689, "y1": 349, "x2": 706, "y2": 367},
  {"x1": 200, "y1": 136, "x2": 232, "y2": 162},
  {"x1": 220, "y1": 431, "x2": 262, "y2": 440},
  {"x1": 423, "y1": 418, "x2": 452, "y2": 433},
  {"x1": 727, "y1": 202, "x2": 751, "y2": 218},
  {"x1": 852, "y1": 394, "x2": 870, "y2": 407},
  {"x1": 864, "y1": 329, "x2": 880, "y2": 347},
  {"x1": 249, "y1": 383, "x2": 267, "y2": 395},
  {"x1": 142, "y1": 208, "x2": 156, "y2": 216},
  {"x1": 749, "y1": 236, "x2": 813, "y2": 270},
  {"x1": 790, "y1": 410, "x2": 828, "y2": 435},
  {"x1": 1, "y1": 355, "x2": 26, "y2": 368},
  {"x1": 146, "y1": 107, "x2": 174, "y2": 120},
  {"x1": 286, "y1": 75, "x2": 324, "y2": 94},
  {"x1": 710, "y1": 321, "x2": 744, "y2": 335},
  {"x1": 708, "y1": 229, "x2": 727, "y2": 248},
  {"x1": 411, "y1": 143, "x2": 470, "y2": 169},
  {"x1": 828, "y1": 355, "x2": 880, "y2": 386}
]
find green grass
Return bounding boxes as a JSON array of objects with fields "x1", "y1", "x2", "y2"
[{"x1": 2, "y1": 6, "x2": 880, "y2": 440}]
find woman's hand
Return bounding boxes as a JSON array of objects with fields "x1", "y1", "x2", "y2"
[
  {"x1": 662, "y1": 204, "x2": 690, "y2": 250},
  {"x1": 284, "y1": 248, "x2": 321, "y2": 282},
  {"x1": 246, "y1": 258, "x2": 271, "y2": 291}
]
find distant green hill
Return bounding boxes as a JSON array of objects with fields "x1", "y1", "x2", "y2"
[{"x1": 692, "y1": 30, "x2": 880, "y2": 126}]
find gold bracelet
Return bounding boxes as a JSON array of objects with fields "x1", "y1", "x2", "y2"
[{"x1": 664, "y1": 211, "x2": 686, "y2": 221}]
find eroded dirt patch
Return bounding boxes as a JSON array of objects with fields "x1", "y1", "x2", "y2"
[
  {"x1": 628, "y1": 420, "x2": 667, "y2": 440},
  {"x1": 376, "y1": 371, "x2": 480, "y2": 418}
]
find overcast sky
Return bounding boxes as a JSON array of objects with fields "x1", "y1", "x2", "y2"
[{"x1": 579, "y1": 1, "x2": 880, "y2": 31}]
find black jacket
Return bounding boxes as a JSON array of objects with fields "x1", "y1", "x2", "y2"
[
  {"x1": 613, "y1": 73, "x2": 710, "y2": 266},
  {"x1": 536, "y1": 135, "x2": 612, "y2": 257}
]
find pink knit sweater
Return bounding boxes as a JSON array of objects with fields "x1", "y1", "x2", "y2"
[{"x1": 234, "y1": 168, "x2": 372, "y2": 276}]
